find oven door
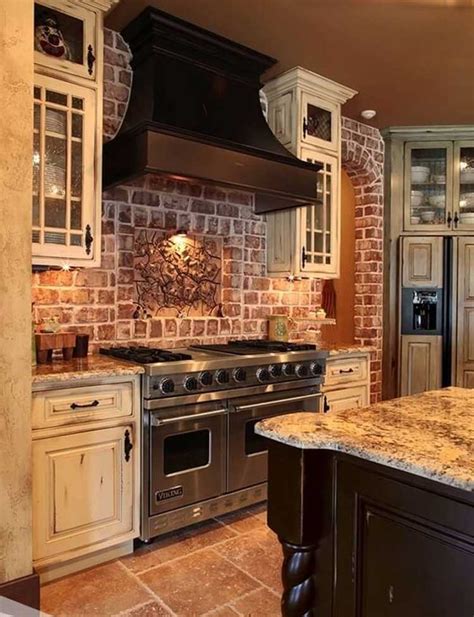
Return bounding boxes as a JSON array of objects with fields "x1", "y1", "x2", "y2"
[
  {"x1": 150, "y1": 403, "x2": 226, "y2": 515},
  {"x1": 227, "y1": 388, "x2": 321, "y2": 493}
]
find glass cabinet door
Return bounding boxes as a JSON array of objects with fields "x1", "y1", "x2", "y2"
[
  {"x1": 299, "y1": 148, "x2": 339, "y2": 276},
  {"x1": 454, "y1": 141, "x2": 474, "y2": 230},
  {"x1": 34, "y1": 1, "x2": 97, "y2": 80},
  {"x1": 404, "y1": 142, "x2": 453, "y2": 231},
  {"x1": 33, "y1": 74, "x2": 95, "y2": 263},
  {"x1": 300, "y1": 92, "x2": 338, "y2": 152}
]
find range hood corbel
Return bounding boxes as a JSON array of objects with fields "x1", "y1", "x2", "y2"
[{"x1": 103, "y1": 6, "x2": 321, "y2": 214}]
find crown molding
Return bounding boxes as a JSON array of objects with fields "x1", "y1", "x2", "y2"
[{"x1": 75, "y1": 0, "x2": 120, "y2": 14}]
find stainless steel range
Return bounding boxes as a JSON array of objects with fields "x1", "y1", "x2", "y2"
[{"x1": 101, "y1": 340, "x2": 328, "y2": 541}]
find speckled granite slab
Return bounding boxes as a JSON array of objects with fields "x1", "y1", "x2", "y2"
[
  {"x1": 32, "y1": 355, "x2": 144, "y2": 386},
  {"x1": 319, "y1": 344, "x2": 374, "y2": 357},
  {"x1": 256, "y1": 387, "x2": 474, "y2": 492}
]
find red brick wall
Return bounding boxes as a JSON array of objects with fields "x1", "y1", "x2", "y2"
[{"x1": 31, "y1": 29, "x2": 384, "y2": 402}]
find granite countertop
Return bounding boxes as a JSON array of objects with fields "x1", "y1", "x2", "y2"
[
  {"x1": 256, "y1": 387, "x2": 474, "y2": 492},
  {"x1": 32, "y1": 355, "x2": 144, "y2": 386}
]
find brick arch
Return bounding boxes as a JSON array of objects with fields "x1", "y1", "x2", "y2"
[{"x1": 341, "y1": 117, "x2": 384, "y2": 402}]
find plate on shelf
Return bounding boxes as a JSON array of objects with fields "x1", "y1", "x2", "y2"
[{"x1": 460, "y1": 169, "x2": 474, "y2": 184}]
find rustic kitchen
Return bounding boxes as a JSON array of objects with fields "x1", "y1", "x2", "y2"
[{"x1": 0, "y1": 1, "x2": 472, "y2": 616}]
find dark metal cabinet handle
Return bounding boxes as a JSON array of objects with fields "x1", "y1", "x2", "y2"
[
  {"x1": 301, "y1": 246, "x2": 307, "y2": 269},
  {"x1": 447, "y1": 212, "x2": 453, "y2": 226},
  {"x1": 87, "y1": 44, "x2": 95, "y2": 75},
  {"x1": 454, "y1": 212, "x2": 459, "y2": 228},
  {"x1": 323, "y1": 396, "x2": 330, "y2": 413},
  {"x1": 85, "y1": 224, "x2": 94, "y2": 255},
  {"x1": 124, "y1": 429, "x2": 133, "y2": 462},
  {"x1": 70, "y1": 399, "x2": 99, "y2": 410},
  {"x1": 339, "y1": 368, "x2": 354, "y2": 374},
  {"x1": 302, "y1": 117, "x2": 308, "y2": 139}
]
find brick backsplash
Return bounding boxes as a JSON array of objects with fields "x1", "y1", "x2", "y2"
[{"x1": 31, "y1": 28, "x2": 384, "y2": 402}]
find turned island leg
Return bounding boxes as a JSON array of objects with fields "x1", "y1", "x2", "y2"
[{"x1": 281, "y1": 541, "x2": 317, "y2": 616}]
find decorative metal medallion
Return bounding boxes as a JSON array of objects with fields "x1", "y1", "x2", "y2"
[{"x1": 134, "y1": 230, "x2": 222, "y2": 317}]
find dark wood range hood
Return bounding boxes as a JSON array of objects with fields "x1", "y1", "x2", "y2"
[{"x1": 103, "y1": 7, "x2": 320, "y2": 214}]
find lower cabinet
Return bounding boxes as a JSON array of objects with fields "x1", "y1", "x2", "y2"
[
  {"x1": 33, "y1": 425, "x2": 135, "y2": 563},
  {"x1": 324, "y1": 384, "x2": 368, "y2": 413},
  {"x1": 400, "y1": 335, "x2": 442, "y2": 396},
  {"x1": 32, "y1": 375, "x2": 140, "y2": 579},
  {"x1": 322, "y1": 351, "x2": 371, "y2": 413}
]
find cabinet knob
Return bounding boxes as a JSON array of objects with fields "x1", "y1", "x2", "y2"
[
  {"x1": 447, "y1": 212, "x2": 453, "y2": 226},
  {"x1": 302, "y1": 116, "x2": 308, "y2": 139},
  {"x1": 87, "y1": 45, "x2": 96, "y2": 76},
  {"x1": 124, "y1": 429, "x2": 133, "y2": 462},
  {"x1": 85, "y1": 224, "x2": 94, "y2": 255},
  {"x1": 323, "y1": 395, "x2": 330, "y2": 413},
  {"x1": 301, "y1": 246, "x2": 307, "y2": 269},
  {"x1": 454, "y1": 212, "x2": 459, "y2": 228}
]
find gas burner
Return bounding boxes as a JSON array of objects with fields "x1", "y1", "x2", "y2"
[{"x1": 100, "y1": 346, "x2": 192, "y2": 364}]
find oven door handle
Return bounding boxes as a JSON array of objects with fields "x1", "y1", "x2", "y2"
[
  {"x1": 231, "y1": 393, "x2": 319, "y2": 412},
  {"x1": 151, "y1": 408, "x2": 227, "y2": 427}
]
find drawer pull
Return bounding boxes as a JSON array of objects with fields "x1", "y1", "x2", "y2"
[
  {"x1": 70, "y1": 399, "x2": 100, "y2": 410},
  {"x1": 124, "y1": 429, "x2": 133, "y2": 462},
  {"x1": 339, "y1": 368, "x2": 354, "y2": 374}
]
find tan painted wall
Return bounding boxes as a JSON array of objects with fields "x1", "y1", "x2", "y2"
[
  {"x1": 321, "y1": 170, "x2": 356, "y2": 345},
  {"x1": 0, "y1": 0, "x2": 33, "y2": 583}
]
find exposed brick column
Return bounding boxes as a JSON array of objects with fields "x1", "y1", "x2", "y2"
[
  {"x1": 341, "y1": 117, "x2": 384, "y2": 402},
  {"x1": 103, "y1": 28, "x2": 132, "y2": 143}
]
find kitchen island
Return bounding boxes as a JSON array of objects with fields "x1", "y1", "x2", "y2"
[{"x1": 256, "y1": 387, "x2": 474, "y2": 617}]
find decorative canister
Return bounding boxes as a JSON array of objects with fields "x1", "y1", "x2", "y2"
[{"x1": 268, "y1": 315, "x2": 291, "y2": 342}]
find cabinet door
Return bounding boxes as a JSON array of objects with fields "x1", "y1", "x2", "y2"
[
  {"x1": 324, "y1": 385, "x2": 368, "y2": 413},
  {"x1": 401, "y1": 236, "x2": 443, "y2": 287},
  {"x1": 34, "y1": 0, "x2": 98, "y2": 81},
  {"x1": 298, "y1": 149, "x2": 339, "y2": 277},
  {"x1": 453, "y1": 141, "x2": 474, "y2": 231},
  {"x1": 403, "y1": 141, "x2": 453, "y2": 232},
  {"x1": 33, "y1": 425, "x2": 135, "y2": 563},
  {"x1": 300, "y1": 91, "x2": 338, "y2": 152},
  {"x1": 455, "y1": 238, "x2": 474, "y2": 387},
  {"x1": 33, "y1": 74, "x2": 96, "y2": 265},
  {"x1": 400, "y1": 335, "x2": 442, "y2": 396},
  {"x1": 267, "y1": 91, "x2": 293, "y2": 148},
  {"x1": 266, "y1": 209, "x2": 295, "y2": 275}
]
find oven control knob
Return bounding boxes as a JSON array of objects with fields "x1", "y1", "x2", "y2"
[
  {"x1": 183, "y1": 376, "x2": 199, "y2": 392},
  {"x1": 233, "y1": 368, "x2": 247, "y2": 383},
  {"x1": 269, "y1": 364, "x2": 282, "y2": 378},
  {"x1": 256, "y1": 367, "x2": 270, "y2": 382},
  {"x1": 282, "y1": 363, "x2": 295, "y2": 376},
  {"x1": 215, "y1": 369, "x2": 230, "y2": 385},
  {"x1": 295, "y1": 364, "x2": 309, "y2": 378},
  {"x1": 310, "y1": 361, "x2": 324, "y2": 376},
  {"x1": 199, "y1": 371, "x2": 213, "y2": 387},
  {"x1": 160, "y1": 378, "x2": 175, "y2": 394}
]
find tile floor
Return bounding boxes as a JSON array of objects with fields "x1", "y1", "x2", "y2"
[{"x1": 41, "y1": 503, "x2": 283, "y2": 617}]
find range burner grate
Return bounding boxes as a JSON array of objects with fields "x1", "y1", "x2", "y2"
[{"x1": 100, "y1": 346, "x2": 192, "y2": 364}]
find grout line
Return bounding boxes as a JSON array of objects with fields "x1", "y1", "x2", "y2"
[{"x1": 115, "y1": 559, "x2": 178, "y2": 617}]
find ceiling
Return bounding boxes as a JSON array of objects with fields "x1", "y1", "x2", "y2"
[{"x1": 106, "y1": 0, "x2": 474, "y2": 129}]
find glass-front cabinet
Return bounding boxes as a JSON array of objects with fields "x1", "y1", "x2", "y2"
[
  {"x1": 403, "y1": 139, "x2": 474, "y2": 232},
  {"x1": 32, "y1": 0, "x2": 109, "y2": 267},
  {"x1": 33, "y1": 75, "x2": 95, "y2": 261},
  {"x1": 34, "y1": 1, "x2": 98, "y2": 81},
  {"x1": 299, "y1": 149, "x2": 338, "y2": 275}
]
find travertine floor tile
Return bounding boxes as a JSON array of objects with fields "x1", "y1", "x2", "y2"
[
  {"x1": 139, "y1": 549, "x2": 260, "y2": 615},
  {"x1": 231, "y1": 587, "x2": 280, "y2": 616},
  {"x1": 41, "y1": 561, "x2": 153, "y2": 616},
  {"x1": 123, "y1": 600, "x2": 173, "y2": 616},
  {"x1": 216, "y1": 506, "x2": 267, "y2": 535},
  {"x1": 121, "y1": 519, "x2": 238, "y2": 574}
]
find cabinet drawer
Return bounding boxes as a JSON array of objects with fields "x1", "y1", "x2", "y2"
[
  {"x1": 32, "y1": 382, "x2": 134, "y2": 429},
  {"x1": 324, "y1": 385, "x2": 368, "y2": 413},
  {"x1": 325, "y1": 355, "x2": 368, "y2": 387}
]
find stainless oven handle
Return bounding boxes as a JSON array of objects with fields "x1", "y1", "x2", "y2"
[
  {"x1": 151, "y1": 408, "x2": 227, "y2": 427},
  {"x1": 231, "y1": 393, "x2": 319, "y2": 412}
]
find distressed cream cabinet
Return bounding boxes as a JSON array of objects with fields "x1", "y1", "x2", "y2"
[
  {"x1": 32, "y1": 375, "x2": 140, "y2": 582},
  {"x1": 32, "y1": 0, "x2": 116, "y2": 267},
  {"x1": 322, "y1": 351, "x2": 371, "y2": 412},
  {"x1": 263, "y1": 67, "x2": 357, "y2": 278}
]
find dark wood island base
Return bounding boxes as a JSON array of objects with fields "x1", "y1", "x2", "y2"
[{"x1": 266, "y1": 442, "x2": 474, "y2": 617}]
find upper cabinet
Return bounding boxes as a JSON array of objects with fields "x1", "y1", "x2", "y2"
[
  {"x1": 385, "y1": 128, "x2": 474, "y2": 236},
  {"x1": 32, "y1": 0, "x2": 116, "y2": 268},
  {"x1": 263, "y1": 67, "x2": 357, "y2": 278}
]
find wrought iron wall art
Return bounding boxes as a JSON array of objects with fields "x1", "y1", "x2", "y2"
[{"x1": 134, "y1": 230, "x2": 223, "y2": 317}]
